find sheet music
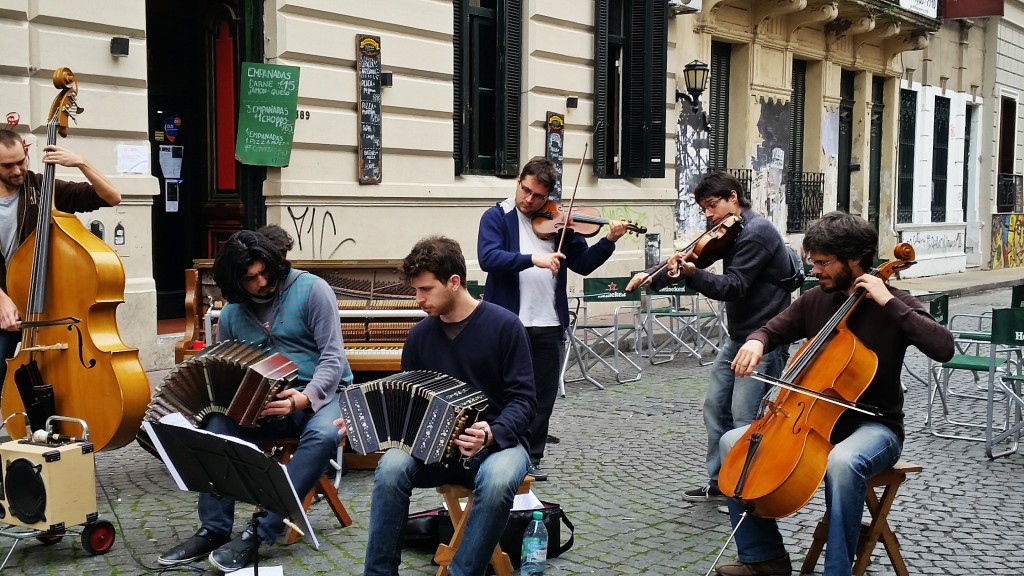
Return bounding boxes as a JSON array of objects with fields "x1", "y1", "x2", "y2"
[{"x1": 143, "y1": 412, "x2": 320, "y2": 549}]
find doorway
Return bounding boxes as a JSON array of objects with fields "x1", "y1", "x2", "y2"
[{"x1": 145, "y1": 0, "x2": 265, "y2": 320}]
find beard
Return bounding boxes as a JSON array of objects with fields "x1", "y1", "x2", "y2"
[
  {"x1": 0, "y1": 172, "x2": 25, "y2": 191},
  {"x1": 819, "y1": 263, "x2": 855, "y2": 293}
]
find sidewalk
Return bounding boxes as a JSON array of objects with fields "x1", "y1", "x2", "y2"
[{"x1": 889, "y1": 265, "x2": 1024, "y2": 298}]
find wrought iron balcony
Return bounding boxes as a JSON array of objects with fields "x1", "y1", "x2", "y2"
[
  {"x1": 786, "y1": 171, "x2": 825, "y2": 233},
  {"x1": 997, "y1": 173, "x2": 1023, "y2": 213}
]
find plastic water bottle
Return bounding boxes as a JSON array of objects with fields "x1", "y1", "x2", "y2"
[{"x1": 521, "y1": 510, "x2": 548, "y2": 575}]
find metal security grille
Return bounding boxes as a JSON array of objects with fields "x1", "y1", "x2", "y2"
[
  {"x1": 897, "y1": 89, "x2": 918, "y2": 224},
  {"x1": 708, "y1": 42, "x2": 731, "y2": 173},
  {"x1": 932, "y1": 96, "x2": 950, "y2": 222},
  {"x1": 786, "y1": 171, "x2": 825, "y2": 233}
]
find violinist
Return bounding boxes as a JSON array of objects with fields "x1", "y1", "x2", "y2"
[
  {"x1": 716, "y1": 212, "x2": 953, "y2": 576},
  {"x1": 0, "y1": 129, "x2": 121, "y2": 388},
  {"x1": 478, "y1": 155, "x2": 630, "y2": 481},
  {"x1": 625, "y1": 171, "x2": 793, "y2": 505}
]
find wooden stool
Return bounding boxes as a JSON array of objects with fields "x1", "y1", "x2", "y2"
[
  {"x1": 800, "y1": 460, "x2": 923, "y2": 576},
  {"x1": 433, "y1": 476, "x2": 535, "y2": 576},
  {"x1": 265, "y1": 438, "x2": 353, "y2": 545}
]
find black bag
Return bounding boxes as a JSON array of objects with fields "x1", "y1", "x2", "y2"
[
  {"x1": 775, "y1": 244, "x2": 805, "y2": 292},
  {"x1": 406, "y1": 501, "x2": 575, "y2": 569}
]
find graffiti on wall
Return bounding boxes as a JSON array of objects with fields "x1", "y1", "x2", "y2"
[
  {"x1": 900, "y1": 229, "x2": 965, "y2": 259},
  {"x1": 675, "y1": 105, "x2": 710, "y2": 237},
  {"x1": 750, "y1": 98, "x2": 790, "y2": 224},
  {"x1": 286, "y1": 206, "x2": 356, "y2": 259},
  {"x1": 991, "y1": 214, "x2": 1024, "y2": 269}
]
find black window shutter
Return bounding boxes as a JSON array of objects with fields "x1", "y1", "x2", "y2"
[
  {"x1": 789, "y1": 59, "x2": 806, "y2": 176},
  {"x1": 708, "y1": 41, "x2": 731, "y2": 172},
  {"x1": 453, "y1": 0, "x2": 465, "y2": 175},
  {"x1": 622, "y1": 0, "x2": 666, "y2": 178},
  {"x1": 593, "y1": 0, "x2": 609, "y2": 177},
  {"x1": 496, "y1": 0, "x2": 522, "y2": 176}
]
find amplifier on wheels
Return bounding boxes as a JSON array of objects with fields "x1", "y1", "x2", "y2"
[{"x1": 0, "y1": 415, "x2": 116, "y2": 559}]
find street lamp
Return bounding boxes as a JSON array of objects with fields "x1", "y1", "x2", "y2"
[{"x1": 677, "y1": 59, "x2": 710, "y2": 116}]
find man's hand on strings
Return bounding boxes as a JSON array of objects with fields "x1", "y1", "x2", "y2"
[
  {"x1": 455, "y1": 420, "x2": 492, "y2": 457},
  {"x1": 532, "y1": 252, "x2": 564, "y2": 277},
  {"x1": 731, "y1": 340, "x2": 765, "y2": 377},
  {"x1": 260, "y1": 388, "x2": 310, "y2": 418},
  {"x1": 667, "y1": 252, "x2": 696, "y2": 279},
  {"x1": 626, "y1": 271, "x2": 650, "y2": 292},
  {"x1": 605, "y1": 220, "x2": 630, "y2": 242},
  {"x1": 854, "y1": 274, "x2": 893, "y2": 307}
]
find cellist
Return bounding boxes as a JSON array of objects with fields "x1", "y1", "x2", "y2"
[
  {"x1": 0, "y1": 129, "x2": 121, "y2": 388},
  {"x1": 626, "y1": 171, "x2": 796, "y2": 505},
  {"x1": 716, "y1": 212, "x2": 954, "y2": 576}
]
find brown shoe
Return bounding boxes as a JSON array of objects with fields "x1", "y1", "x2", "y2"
[{"x1": 714, "y1": 554, "x2": 792, "y2": 576}]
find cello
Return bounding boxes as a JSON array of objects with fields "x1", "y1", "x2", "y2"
[
  {"x1": 716, "y1": 243, "x2": 917, "y2": 520},
  {"x1": 0, "y1": 68, "x2": 150, "y2": 451}
]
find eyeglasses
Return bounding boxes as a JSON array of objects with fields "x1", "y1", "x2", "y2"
[
  {"x1": 519, "y1": 183, "x2": 549, "y2": 203},
  {"x1": 807, "y1": 258, "x2": 837, "y2": 269},
  {"x1": 699, "y1": 197, "x2": 724, "y2": 213}
]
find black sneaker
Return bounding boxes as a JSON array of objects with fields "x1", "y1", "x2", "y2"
[
  {"x1": 527, "y1": 464, "x2": 548, "y2": 481},
  {"x1": 208, "y1": 528, "x2": 261, "y2": 572},
  {"x1": 682, "y1": 484, "x2": 725, "y2": 502},
  {"x1": 546, "y1": 434, "x2": 560, "y2": 444},
  {"x1": 158, "y1": 527, "x2": 230, "y2": 566}
]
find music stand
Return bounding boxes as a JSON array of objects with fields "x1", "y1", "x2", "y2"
[{"x1": 143, "y1": 414, "x2": 319, "y2": 573}]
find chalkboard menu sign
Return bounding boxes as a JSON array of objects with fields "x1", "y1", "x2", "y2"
[
  {"x1": 235, "y1": 63, "x2": 300, "y2": 167},
  {"x1": 545, "y1": 111, "x2": 564, "y2": 200},
  {"x1": 357, "y1": 35, "x2": 383, "y2": 184}
]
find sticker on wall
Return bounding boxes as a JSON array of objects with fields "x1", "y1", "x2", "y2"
[
  {"x1": 165, "y1": 180, "x2": 180, "y2": 213},
  {"x1": 163, "y1": 115, "x2": 181, "y2": 143},
  {"x1": 89, "y1": 220, "x2": 105, "y2": 241},
  {"x1": 114, "y1": 223, "x2": 126, "y2": 246}
]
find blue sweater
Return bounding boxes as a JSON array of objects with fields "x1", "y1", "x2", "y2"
[
  {"x1": 401, "y1": 301, "x2": 536, "y2": 451},
  {"x1": 478, "y1": 198, "x2": 616, "y2": 337},
  {"x1": 217, "y1": 268, "x2": 352, "y2": 412}
]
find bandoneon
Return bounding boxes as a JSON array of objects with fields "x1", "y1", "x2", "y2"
[
  {"x1": 146, "y1": 340, "x2": 299, "y2": 428},
  {"x1": 340, "y1": 371, "x2": 488, "y2": 467}
]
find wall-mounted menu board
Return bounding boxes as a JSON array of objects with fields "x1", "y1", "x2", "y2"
[
  {"x1": 545, "y1": 111, "x2": 565, "y2": 200},
  {"x1": 357, "y1": 34, "x2": 383, "y2": 184},
  {"x1": 235, "y1": 63, "x2": 300, "y2": 167}
]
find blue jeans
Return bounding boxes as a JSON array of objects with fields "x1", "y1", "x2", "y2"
[
  {"x1": 364, "y1": 443, "x2": 530, "y2": 576},
  {"x1": 720, "y1": 422, "x2": 901, "y2": 576},
  {"x1": 198, "y1": 398, "x2": 342, "y2": 544},
  {"x1": 704, "y1": 337, "x2": 786, "y2": 489}
]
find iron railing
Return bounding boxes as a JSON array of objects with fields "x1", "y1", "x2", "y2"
[
  {"x1": 997, "y1": 173, "x2": 1022, "y2": 213},
  {"x1": 786, "y1": 171, "x2": 825, "y2": 233}
]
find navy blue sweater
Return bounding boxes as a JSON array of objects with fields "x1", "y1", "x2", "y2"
[{"x1": 401, "y1": 301, "x2": 537, "y2": 451}]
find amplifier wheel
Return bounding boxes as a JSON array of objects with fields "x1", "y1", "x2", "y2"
[
  {"x1": 81, "y1": 520, "x2": 115, "y2": 555},
  {"x1": 36, "y1": 528, "x2": 66, "y2": 545}
]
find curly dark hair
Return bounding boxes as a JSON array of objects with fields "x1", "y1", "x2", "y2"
[
  {"x1": 802, "y1": 211, "x2": 878, "y2": 271},
  {"x1": 213, "y1": 230, "x2": 292, "y2": 304},
  {"x1": 693, "y1": 171, "x2": 751, "y2": 209},
  {"x1": 518, "y1": 156, "x2": 558, "y2": 197},
  {"x1": 256, "y1": 224, "x2": 294, "y2": 258},
  {"x1": 401, "y1": 235, "x2": 467, "y2": 287}
]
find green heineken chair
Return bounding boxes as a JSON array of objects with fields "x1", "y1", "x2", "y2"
[
  {"x1": 563, "y1": 277, "x2": 642, "y2": 389},
  {"x1": 985, "y1": 308, "x2": 1024, "y2": 459}
]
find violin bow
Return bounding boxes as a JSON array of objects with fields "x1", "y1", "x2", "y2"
[{"x1": 557, "y1": 142, "x2": 588, "y2": 254}]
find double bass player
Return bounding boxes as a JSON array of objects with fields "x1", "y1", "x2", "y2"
[
  {"x1": 0, "y1": 129, "x2": 122, "y2": 388},
  {"x1": 715, "y1": 212, "x2": 953, "y2": 576}
]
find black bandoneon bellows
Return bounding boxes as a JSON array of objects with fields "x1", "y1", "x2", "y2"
[
  {"x1": 145, "y1": 340, "x2": 299, "y2": 428},
  {"x1": 339, "y1": 371, "x2": 488, "y2": 466}
]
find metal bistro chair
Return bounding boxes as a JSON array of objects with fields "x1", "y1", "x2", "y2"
[
  {"x1": 985, "y1": 308, "x2": 1024, "y2": 458},
  {"x1": 640, "y1": 281, "x2": 720, "y2": 366},
  {"x1": 563, "y1": 277, "x2": 642, "y2": 389}
]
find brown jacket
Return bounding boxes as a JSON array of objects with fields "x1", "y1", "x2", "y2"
[{"x1": 2, "y1": 170, "x2": 110, "y2": 293}]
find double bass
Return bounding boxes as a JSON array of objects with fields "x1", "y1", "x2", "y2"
[
  {"x1": 0, "y1": 68, "x2": 150, "y2": 451},
  {"x1": 717, "y1": 243, "x2": 917, "y2": 519}
]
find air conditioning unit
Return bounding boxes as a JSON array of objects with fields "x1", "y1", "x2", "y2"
[
  {"x1": 0, "y1": 439, "x2": 97, "y2": 532},
  {"x1": 668, "y1": 0, "x2": 702, "y2": 16}
]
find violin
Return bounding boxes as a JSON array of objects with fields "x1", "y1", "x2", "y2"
[
  {"x1": 531, "y1": 200, "x2": 647, "y2": 240},
  {"x1": 0, "y1": 68, "x2": 150, "y2": 451},
  {"x1": 631, "y1": 214, "x2": 743, "y2": 290},
  {"x1": 717, "y1": 243, "x2": 917, "y2": 519}
]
